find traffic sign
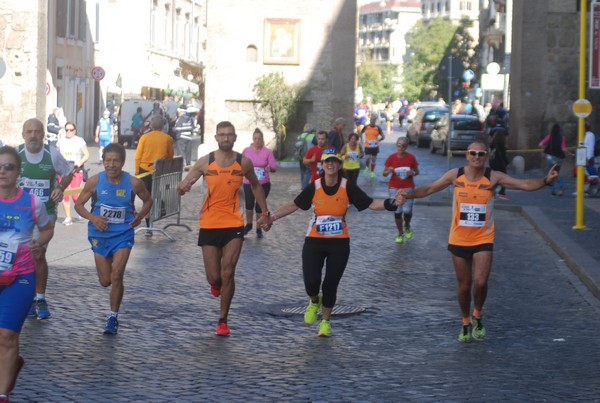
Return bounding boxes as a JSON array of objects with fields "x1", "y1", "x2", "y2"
[
  {"x1": 573, "y1": 99, "x2": 592, "y2": 118},
  {"x1": 45, "y1": 82, "x2": 50, "y2": 96},
  {"x1": 91, "y1": 66, "x2": 106, "y2": 81}
]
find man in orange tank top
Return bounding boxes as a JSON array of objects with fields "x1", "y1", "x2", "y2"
[
  {"x1": 177, "y1": 121, "x2": 269, "y2": 336},
  {"x1": 397, "y1": 141, "x2": 559, "y2": 343}
]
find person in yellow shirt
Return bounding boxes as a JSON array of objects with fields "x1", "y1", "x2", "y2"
[{"x1": 134, "y1": 115, "x2": 174, "y2": 233}]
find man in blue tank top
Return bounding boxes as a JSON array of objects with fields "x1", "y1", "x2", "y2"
[{"x1": 75, "y1": 143, "x2": 152, "y2": 334}]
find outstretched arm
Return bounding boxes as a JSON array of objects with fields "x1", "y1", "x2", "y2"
[
  {"x1": 404, "y1": 169, "x2": 456, "y2": 200},
  {"x1": 493, "y1": 164, "x2": 558, "y2": 191}
]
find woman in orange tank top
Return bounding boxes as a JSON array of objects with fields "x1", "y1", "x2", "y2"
[
  {"x1": 258, "y1": 149, "x2": 402, "y2": 337},
  {"x1": 397, "y1": 141, "x2": 559, "y2": 343}
]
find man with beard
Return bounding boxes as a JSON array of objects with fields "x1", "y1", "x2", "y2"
[{"x1": 176, "y1": 121, "x2": 269, "y2": 336}]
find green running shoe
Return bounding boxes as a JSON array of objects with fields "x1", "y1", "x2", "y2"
[
  {"x1": 472, "y1": 316, "x2": 486, "y2": 340},
  {"x1": 458, "y1": 323, "x2": 473, "y2": 343},
  {"x1": 318, "y1": 319, "x2": 331, "y2": 337},
  {"x1": 363, "y1": 166, "x2": 369, "y2": 174},
  {"x1": 370, "y1": 172, "x2": 375, "y2": 178},
  {"x1": 404, "y1": 228, "x2": 413, "y2": 239},
  {"x1": 395, "y1": 234, "x2": 404, "y2": 244},
  {"x1": 304, "y1": 295, "x2": 322, "y2": 324}
]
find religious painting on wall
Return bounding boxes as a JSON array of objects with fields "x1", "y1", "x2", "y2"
[{"x1": 264, "y1": 18, "x2": 301, "y2": 65}]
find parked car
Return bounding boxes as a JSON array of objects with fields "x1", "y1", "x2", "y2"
[
  {"x1": 429, "y1": 114, "x2": 485, "y2": 155},
  {"x1": 406, "y1": 107, "x2": 448, "y2": 147},
  {"x1": 406, "y1": 101, "x2": 447, "y2": 123}
]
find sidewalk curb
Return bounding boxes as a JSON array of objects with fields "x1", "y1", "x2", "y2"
[
  {"x1": 416, "y1": 195, "x2": 600, "y2": 300},
  {"x1": 521, "y1": 205, "x2": 600, "y2": 300}
]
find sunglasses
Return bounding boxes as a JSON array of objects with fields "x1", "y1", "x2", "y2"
[
  {"x1": 65, "y1": 128, "x2": 76, "y2": 132},
  {"x1": 467, "y1": 150, "x2": 488, "y2": 157},
  {"x1": 0, "y1": 163, "x2": 17, "y2": 171}
]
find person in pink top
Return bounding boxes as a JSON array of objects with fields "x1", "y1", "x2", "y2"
[
  {"x1": 0, "y1": 146, "x2": 53, "y2": 402},
  {"x1": 242, "y1": 128, "x2": 277, "y2": 238}
]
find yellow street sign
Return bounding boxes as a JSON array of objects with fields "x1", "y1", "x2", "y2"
[{"x1": 573, "y1": 98, "x2": 592, "y2": 118}]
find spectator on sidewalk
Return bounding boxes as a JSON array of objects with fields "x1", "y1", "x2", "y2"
[
  {"x1": 539, "y1": 123, "x2": 569, "y2": 196},
  {"x1": 56, "y1": 121, "x2": 89, "y2": 225},
  {"x1": 173, "y1": 107, "x2": 194, "y2": 167},
  {"x1": 0, "y1": 146, "x2": 54, "y2": 401},
  {"x1": 396, "y1": 140, "x2": 559, "y2": 343},
  {"x1": 135, "y1": 115, "x2": 174, "y2": 234},
  {"x1": 95, "y1": 110, "x2": 114, "y2": 163},
  {"x1": 584, "y1": 123, "x2": 597, "y2": 176},
  {"x1": 294, "y1": 123, "x2": 315, "y2": 188}
]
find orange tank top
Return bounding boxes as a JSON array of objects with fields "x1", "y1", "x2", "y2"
[
  {"x1": 448, "y1": 167, "x2": 495, "y2": 246},
  {"x1": 363, "y1": 126, "x2": 380, "y2": 148},
  {"x1": 199, "y1": 152, "x2": 244, "y2": 229},
  {"x1": 306, "y1": 178, "x2": 350, "y2": 238}
]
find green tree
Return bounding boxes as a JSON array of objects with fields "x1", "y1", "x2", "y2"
[
  {"x1": 253, "y1": 72, "x2": 303, "y2": 159},
  {"x1": 357, "y1": 57, "x2": 400, "y2": 102},
  {"x1": 403, "y1": 18, "x2": 476, "y2": 101}
]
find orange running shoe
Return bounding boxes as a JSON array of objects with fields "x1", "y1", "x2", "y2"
[
  {"x1": 216, "y1": 321, "x2": 231, "y2": 336},
  {"x1": 210, "y1": 284, "x2": 221, "y2": 297}
]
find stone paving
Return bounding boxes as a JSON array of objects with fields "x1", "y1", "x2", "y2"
[{"x1": 10, "y1": 134, "x2": 600, "y2": 402}]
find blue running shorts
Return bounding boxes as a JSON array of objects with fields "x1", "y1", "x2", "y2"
[
  {"x1": 89, "y1": 230, "x2": 135, "y2": 257},
  {"x1": 0, "y1": 272, "x2": 36, "y2": 332}
]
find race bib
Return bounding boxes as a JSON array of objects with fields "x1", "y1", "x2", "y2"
[
  {"x1": 100, "y1": 204, "x2": 126, "y2": 224},
  {"x1": 315, "y1": 215, "x2": 343, "y2": 236},
  {"x1": 21, "y1": 178, "x2": 51, "y2": 202},
  {"x1": 368, "y1": 140, "x2": 377, "y2": 148},
  {"x1": 0, "y1": 240, "x2": 18, "y2": 272},
  {"x1": 254, "y1": 167, "x2": 266, "y2": 180},
  {"x1": 394, "y1": 167, "x2": 410, "y2": 179},
  {"x1": 346, "y1": 151, "x2": 359, "y2": 161},
  {"x1": 459, "y1": 203, "x2": 486, "y2": 227}
]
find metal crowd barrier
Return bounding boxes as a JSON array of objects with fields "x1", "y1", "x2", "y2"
[{"x1": 134, "y1": 156, "x2": 192, "y2": 241}]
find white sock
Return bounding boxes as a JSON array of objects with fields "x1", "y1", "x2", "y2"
[
  {"x1": 36, "y1": 293, "x2": 45, "y2": 301},
  {"x1": 109, "y1": 311, "x2": 118, "y2": 318}
]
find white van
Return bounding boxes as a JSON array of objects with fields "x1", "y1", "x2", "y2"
[{"x1": 117, "y1": 99, "x2": 169, "y2": 147}]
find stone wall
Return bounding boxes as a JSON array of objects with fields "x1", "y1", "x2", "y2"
[
  {"x1": 203, "y1": 0, "x2": 356, "y2": 156},
  {"x1": 510, "y1": 0, "x2": 600, "y2": 168},
  {"x1": 0, "y1": 1, "x2": 48, "y2": 146}
]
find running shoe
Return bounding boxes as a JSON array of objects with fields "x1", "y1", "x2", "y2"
[
  {"x1": 458, "y1": 323, "x2": 473, "y2": 343},
  {"x1": 243, "y1": 224, "x2": 252, "y2": 235},
  {"x1": 472, "y1": 316, "x2": 486, "y2": 340},
  {"x1": 363, "y1": 166, "x2": 369, "y2": 174},
  {"x1": 210, "y1": 284, "x2": 221, "y2": 297},
  {"x1": 318, "y1": 319, "x2": 331, "y2": 337},
  {"x1": 216, "y1": 321, "x2": 231, "y2": 336},
  {"x1": 0, "y1": 395, "x2": 9, "y2": 402},
  {"x1": 35, "y1": 299, "x2": 51, "y2": 320},
  {"x1": 145, "y1": 230, "x2": 153, "y2": 237},
  {"x1": 104, "y1": 316, "x2": 119, "y2": 334},
  {"x1": 27, "y1": 300, "x2": 36, "y2": 318},
  {"x1": 304, "y1": 295, "x2": 322, "y2": 325},
  {"x1": 62, "y1": 217, "x2": 73, "y2": 226},
  {"x1": 7, "y1": 355, "x2": 24, "y2": 394},
  {"x1": 395, "y1": 234, "x2": 404, "y2": 244},
  {"x1": 256, "y1": 228, "x2": 263, "y2": 239},
  {"x1": 370, "y1": 172, "x2": 375, "y2": 178},
  {"x1": 404, "y1": 228, "x2": 413, "y2": 239}
]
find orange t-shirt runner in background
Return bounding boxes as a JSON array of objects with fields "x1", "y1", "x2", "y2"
[{"x1": 199, "y1": 152, "x2": 244, "y2": 229}]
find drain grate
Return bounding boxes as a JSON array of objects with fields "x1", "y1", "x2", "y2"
[{"x1": 281, "y1": 304, "x2": 366, "y2": 316}]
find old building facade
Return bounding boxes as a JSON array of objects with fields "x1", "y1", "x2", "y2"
[{"x1": 203, "y1": 0, "x2": 357, "y2": 153}]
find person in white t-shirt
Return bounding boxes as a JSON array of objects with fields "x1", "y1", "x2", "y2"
[
  {"x1": 584, "y1": 123, "x2": 597, "y2": 176},
  {"x1": 57, "y1": 121, "x2": 89, "y2": 225}
]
